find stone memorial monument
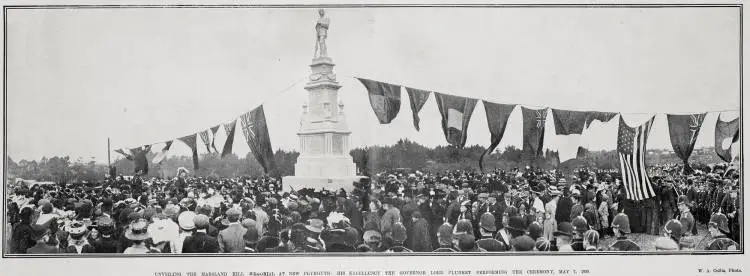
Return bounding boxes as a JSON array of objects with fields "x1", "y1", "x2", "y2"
[{"x1": 282, "y1": 9, "x2": 362, "y2": 192}]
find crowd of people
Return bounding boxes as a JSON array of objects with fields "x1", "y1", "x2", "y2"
[{"x1": 5, "y1": 162, "x2": 741, "y2": 254}]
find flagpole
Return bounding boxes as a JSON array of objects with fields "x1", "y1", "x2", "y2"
[{"x1": 107, "y1": 138, "x2": 111, "y2": 168}]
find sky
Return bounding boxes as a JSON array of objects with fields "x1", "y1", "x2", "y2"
[{"x1": 5, "y1": 7, "x2": 741, "y2": 163}]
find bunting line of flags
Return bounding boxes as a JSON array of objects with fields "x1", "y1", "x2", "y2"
[
  {"x1": 112, "y1": 77, "x2": 308, "y2": 176},
  {"x1": 114, "y1": 105, "x2": 277, "y2": 177},
  {"x1": 356, "y1": 77, "x2": 740, "y2": 201},
  {"x1": 111, "y1": 75, "x2": 738, "y2": 203}
]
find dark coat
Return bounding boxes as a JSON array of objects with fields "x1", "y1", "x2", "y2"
[
  {"x1": 182, "y1": 232, "x2": 220, "y2": 253},
  {"x1": 487, "y1": 202, "x2": 504, "y2": 231},
  {"x1": 432, "y1": 246, "x2": 457, "y2": 253},
  {"x1": 418, "y1": 202, "x2": 436, "y2": 225},
  {"x1": 92, "y1": 236, "x2": 121, "y2": 253},
  {"x1": 62, "y1": 244, "x2": 96, "y2": 254},
  {"x1": 476, "y1": 237, "x2": 508, "y2": 252},
  {"x1": 609, "y1": 236, "x2": 640, "y2": 251},
  {"x1": 556, "y1": 197, "x2": 573, "y2": 223},
  {"x1": 10, "y1": 222, "x2": 35, "y2": 254},
  {"x1": 344, "y1": 199, "x2": 363, "y2": 231},
  {"x1": 409, "y1": 218, "x2": 433, "y2": 252},
  {"x1": 26, "y1": 243, "x2": 59, "y2": 254},
  {"x1": 444, "y1": 201, "x2": 460, "y2": 225}
]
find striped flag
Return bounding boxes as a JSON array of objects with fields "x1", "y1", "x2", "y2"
[
  {"x1": 434, "y1": 92, "x2": 477, "y2": 147},
  {"x1": 617, "y1": 116, "x2": 656, "y2": 201}
]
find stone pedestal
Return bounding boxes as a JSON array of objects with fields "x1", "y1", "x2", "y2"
[{"x1": 282, "y1": 57, "x2": 362, "y2": 192}]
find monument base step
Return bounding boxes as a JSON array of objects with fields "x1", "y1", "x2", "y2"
[{"x1": 281, "y1": 175, "x2": 365, "y2": 192}]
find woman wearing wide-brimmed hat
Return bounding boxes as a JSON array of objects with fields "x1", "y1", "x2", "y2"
[
  {"x1": 62, "y1": 220, "x2": 95, "y2": 254},
  {"x1": 123, "y1": 219, "x2": 157, "y2": 254},
  {"x1": 91, "y1": 216, "x2": 120, "y2": 253}
]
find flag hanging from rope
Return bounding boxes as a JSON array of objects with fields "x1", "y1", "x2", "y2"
[
  {"x1": 715, "y1": 116, "x2": 740, "y2": 163},
  {"x1": 131, "y1": 145, "x2": 152, "y2": 175},
  {"x1": 114, "y1": 149, "x2": 133, "y2": 160},
  {"x1": 617, "y1": 116, "x2": 656, "y2": 201},
  {"x1": 434, "y1": 92, "x2": 477, "y2": 148},
  {"x1": 241, "y1": 105, "x2": 278, "y2": 174},
  {"x1": 404, "y1": 87, "x2": 431, "y2": 131},
  {"x1": 178, "y1": 134, "x2": 200, "y2": 170},
  {"x1": 551, "y1": 109, "x2": 588, "y2": 162},
  {"x1": 199, "y1": 130, "x2": 212, "y2": 153},
  {"x1": 522, "y1": 107, "x2": 548, "y2": 162},
  {"x1": 221, "y1": 120, "x2": 237, "y2": 158},
  {"x1": 210, "y1": 125, "x2": 220, "y2": 153},
  {"x1": 357, "y1": 78, "x2": 402, "y2": 124},
  {"x1": 152, "y1": 141, "x2": 173, "y2": 164},
  {"x1": 585, "y1": 111, "x2": 618, "y2": 128},
  {"x1": 667, "y1": 113, "x2": 706, "y2": 171},
  {"x1": 479, "y1": 101, "x2": 515, "y2": 172}
]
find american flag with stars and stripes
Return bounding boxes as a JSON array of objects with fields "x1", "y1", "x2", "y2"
[{"x1": 617, "y1": 116, "x2": 656, "y2": 201}]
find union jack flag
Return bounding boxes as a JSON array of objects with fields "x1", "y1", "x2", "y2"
[
  {"x1": 240, "y1": 106, "x2": 277, "y2": 174},
  {"x1": 688, "y1": 114, "x2": 705, "y2": 144},
  {"x1": 617, "y1": 116, "x2": 656, "y2": 201},
  {"x1": 241, "y1": 112, "x2": 259, "y2": 154},
  {"x1": 535, "y1": 109, "x2": 546, "y2": 129}
]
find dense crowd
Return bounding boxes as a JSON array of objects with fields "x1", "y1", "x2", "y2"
[{"x1": 5, "y1": 163, "x2": 741, "y2": 254}]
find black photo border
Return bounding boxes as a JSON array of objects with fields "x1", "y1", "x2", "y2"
[{"x1": 1, "y1": 3, "x2": 744, "y2": 258}]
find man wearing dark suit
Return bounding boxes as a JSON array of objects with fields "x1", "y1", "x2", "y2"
[
  {"x1": 417, "y1": 194, "x2": 438, "y2": 248},
  {"x1": 182, "y1": 214, "x2": 220, "y2": 253},
  {"x1": 443, "y1": 193, "x2": 461, "y2": 226},
  {"x1": 486, "y1": 192, "x2": 504, "y2": 231},
  {"x1": 217, "y1": 208, "x2": 246, "y2": 253},
  {"x1": 556, "y1": 191, "x2": 573, "y2": 224},
  {"x1": 500, "y1": 192, "x2": 513, "y2": 210}
]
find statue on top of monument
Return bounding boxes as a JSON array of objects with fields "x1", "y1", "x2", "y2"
[{"x1": 314, "y1": 9, "x2": 330, "y2": 58}]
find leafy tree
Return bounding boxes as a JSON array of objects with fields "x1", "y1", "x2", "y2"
[{"x1": 8, "y1": 139, "x2": 732, "y2": 182}]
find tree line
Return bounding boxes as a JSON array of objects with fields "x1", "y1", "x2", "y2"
[{"x1": 7, "y1": 139, "x2": 729, "y2": 183}]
